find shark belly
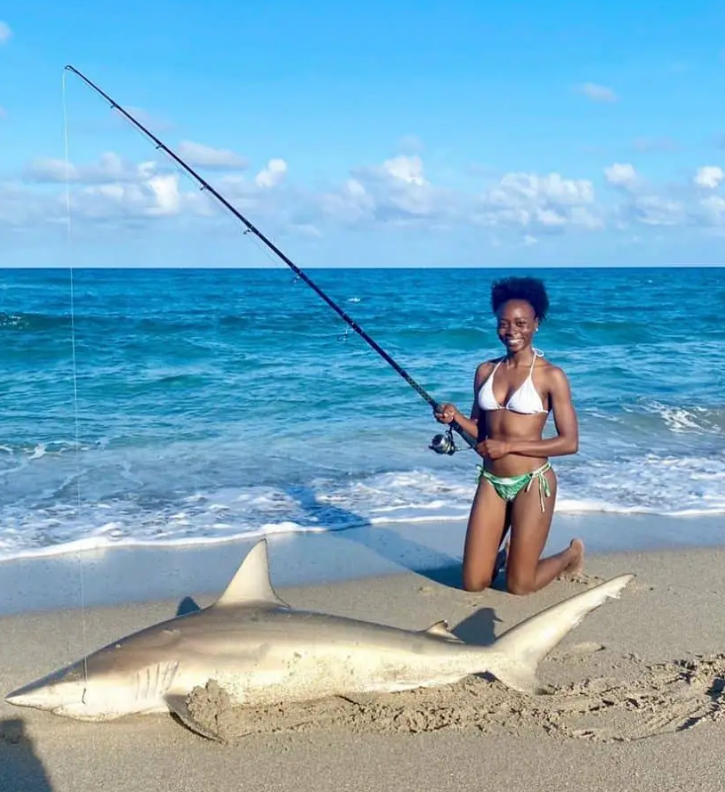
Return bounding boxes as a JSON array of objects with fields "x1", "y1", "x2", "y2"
[{"x1": 166, "y1": 614, "x2": 486, "y2": 708}]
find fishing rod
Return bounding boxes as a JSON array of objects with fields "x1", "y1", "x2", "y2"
[{"x1": 63, "y1": 64, "x2": 477, "y2": 455}]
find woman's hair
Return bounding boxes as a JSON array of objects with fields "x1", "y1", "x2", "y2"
[{"x1": 491, "y1": 276, "x2": 549, "y2": 321}]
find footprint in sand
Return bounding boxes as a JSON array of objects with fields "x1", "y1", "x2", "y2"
[
  {"x1": 560, "y1": 654, "x2": 725, "y2": 742},
  {"x1": 557, "y1": 571, "x2": 655, "y2": 594},
  {"x1": 557, "y1": 570, "x2": 607, "y2": 587}
]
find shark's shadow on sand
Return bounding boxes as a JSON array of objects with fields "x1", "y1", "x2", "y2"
[
  {"x1": 0, "y1": 718, "x2": 53, "y2": 792},
  {"x1": 282, "y1": 484, "x2": 504, "y2": 590},
  {"x1": 450, "y1": 607, "x2": 500, "y2": 646}
]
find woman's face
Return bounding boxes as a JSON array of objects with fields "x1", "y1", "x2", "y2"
[{"x1": 496, "y1": 299, "x2": 539, "y2": 354}]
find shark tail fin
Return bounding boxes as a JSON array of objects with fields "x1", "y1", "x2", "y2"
[{"x1": 485, "y1": 574, "x2": 634, "y2": 694}]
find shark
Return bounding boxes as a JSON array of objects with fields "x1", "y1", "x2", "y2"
[{"x1": 6, "y1": 539, "x2": 634, "y2": 738}]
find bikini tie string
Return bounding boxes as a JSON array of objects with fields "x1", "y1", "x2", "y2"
[{"x1": 524, "y1": 464, "x2": 552, "y2": 513}]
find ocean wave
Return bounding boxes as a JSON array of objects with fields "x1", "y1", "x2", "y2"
[{"x1": 1, "y1": 452, "x2": 724, "y2": 562}]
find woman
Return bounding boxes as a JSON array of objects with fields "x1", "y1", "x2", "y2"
[{"x1": 435, "y1": 276, "x2": 583, "y2": 595}]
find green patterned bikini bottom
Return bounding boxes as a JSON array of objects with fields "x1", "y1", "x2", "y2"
[{"x1": 477, "y1": 461, "x2": 552, "y2": 513}]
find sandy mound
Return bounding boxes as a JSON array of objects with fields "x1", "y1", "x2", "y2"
[{"x1": 185, "y1": 653, "x2": 725, "y2": 744}]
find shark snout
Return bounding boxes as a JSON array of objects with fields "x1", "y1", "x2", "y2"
[
  {"x1": 6, "y1": 681, "x2": 61, "y2": 710},
  {"x1": 6, "y1": 663, "x2": 87, "y2": 712}
]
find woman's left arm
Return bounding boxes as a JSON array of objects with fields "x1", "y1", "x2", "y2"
[{"x1": 506, "y1": 367, "x2": 579, "y2": 458}]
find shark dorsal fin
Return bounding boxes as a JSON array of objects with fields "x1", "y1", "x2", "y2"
[
  {"x1": 213, "y1": 539, "x2": 289, "y2": 609},
  {"x1": 422, "y1": 620, "x2": 461, "y2": 642}
]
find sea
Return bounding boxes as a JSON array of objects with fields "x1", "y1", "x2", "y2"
[{"x1": 0, "y1": 266, "x2": 723, "y2": 562}]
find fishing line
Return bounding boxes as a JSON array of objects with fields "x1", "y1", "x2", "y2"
[
  {"x1": 61, "y1": 69, "x2": 91, "y2": 690},
  {"x1": 63, "y1": 64, "x2": 477, "y2": 454}
]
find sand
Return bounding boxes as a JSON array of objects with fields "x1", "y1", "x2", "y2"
[{"x1": 1, "y1": 539, "x2": 724, "y2": 792}]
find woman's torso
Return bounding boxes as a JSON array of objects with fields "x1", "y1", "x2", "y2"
[{"x1": 477, "y1": 353, "x2": 551, "y2": 476}]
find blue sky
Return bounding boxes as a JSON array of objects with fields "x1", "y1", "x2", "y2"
[{"x1": 1, "y1": 0, "x2": 725, "y2": 267}]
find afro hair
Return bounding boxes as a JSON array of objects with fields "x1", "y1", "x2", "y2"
[{"x1": 490, "y1": 276, "x2": 550, "y2": 321}]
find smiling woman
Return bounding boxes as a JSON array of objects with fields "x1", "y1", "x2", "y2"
[{"x1": 435, "y1": 276, "x2": 583, "y2": 596}]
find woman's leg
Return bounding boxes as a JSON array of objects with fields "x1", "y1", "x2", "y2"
[
  {"x1": 505, "y1": 468, "x2": 584, "y2": 596},
  {"x1": 462, "y1": 479, "x2": 509, "y2": 592}
]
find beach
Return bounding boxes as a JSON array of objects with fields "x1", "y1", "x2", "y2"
[
  {"x1": 2, "y1": 0, "x2": 725, "y2": 776},
  {"x1": 2, "y1": 517, "x2": 724, "y2": 792}
]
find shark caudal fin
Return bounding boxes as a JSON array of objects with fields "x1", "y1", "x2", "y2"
[{"x1": 485, "y1": 574, "x2": 634, "y2": 694}]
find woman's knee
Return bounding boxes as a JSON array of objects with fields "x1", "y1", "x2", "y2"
[
  {"x1": 505, "y1": 572, "x2": 535, "y2": 596},
  {"x1": 462, "y1": 569, "x2": 493, "y2": 592}
]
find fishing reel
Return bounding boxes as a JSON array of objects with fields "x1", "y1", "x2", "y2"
[{"x1": 429, "y1": 426, "x2": 459, "y2": 456}]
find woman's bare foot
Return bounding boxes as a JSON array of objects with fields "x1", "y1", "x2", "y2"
[{"x1": 564, "y1": 538, "x2": 585, "y2": 576}]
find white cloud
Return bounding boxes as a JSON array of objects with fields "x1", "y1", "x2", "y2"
[
  {"x1": 10, "y1": 145, "x2": 725, "y2": 246},
  {"x1": 315, "y1": 158, "x2": 603, "y2": 234},
  {"x1": 381, "y1": 155, "x2": 426, "y2": 185},
  {"x1": 255, "y1": 158, "x2": 288, "y2": 188},
  {"x1": 71, "y1": 174, "x2": 186, "y2": 219},
  {"x1": 569, "y1": 206, "x2": 605, "y2": 229},
  {"x1": 26, "y1": 145, "x2": 248, "y2": 186},
  {"x1": 0, "y1": 21, "x2": 11, "y2": 45},
  {"x1": 356, "y1": 154, "x2": 428, "y2": 187},
  {"x1": 604, "y1": 164, "x2": 691, "y2": 228},
  {"x1": 0, "y1": 181, "x2": 47, "y2": 226},
  {"x1": 14, "y1": 149, "x2": 609, "y2": 239},
  {"x1": 26, "y1": 152, "x2": 159, "y2": 184},
  {"x1": 694, "y1": 166, "x2": 724, "y2": 190},
  {"x1": 4, "y1": 150, "x2": 225, "y2": 227},
  {"x1": 578, "y1": 82, "x2": 618, "y2": 103},
  {"x1": 475, "y1": 171, "x2": 600, "y2": 232},
  {"x1": 176, "y1": 141, "x2": 247, "y2": 170},
  {"x1": 319, "y1": 178, "x2": 376, "y2": 224},
  {"x1": 604, "y1": 163, "x2": 637, "y2": 188},
  {"x1": 629, "y1": 195, "x2": 686, "y2": 226},
  {"x1": 145, "y1": 175, "x2": 182, "y2": 216},
  {"x1": 319, "y1": 154, "x2": 454, "y2": 226}
]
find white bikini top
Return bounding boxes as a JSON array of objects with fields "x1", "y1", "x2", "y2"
[{"x1": 477, "y1": 351, "x2": 547, "y2": 415}]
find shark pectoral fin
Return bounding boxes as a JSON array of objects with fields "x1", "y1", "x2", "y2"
[
  {"x1": 487, "y1": 573, "x2": 635, "y2": 694},
  {"x1": 164, "y1": 694, "x2": 223, "y2": 743},
  {"x1": 422, "y1": 620, "x2": 462, "y2": 642},
  {"x1": 213, "y1": 539, "x2": 290, "y2": 610}
]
